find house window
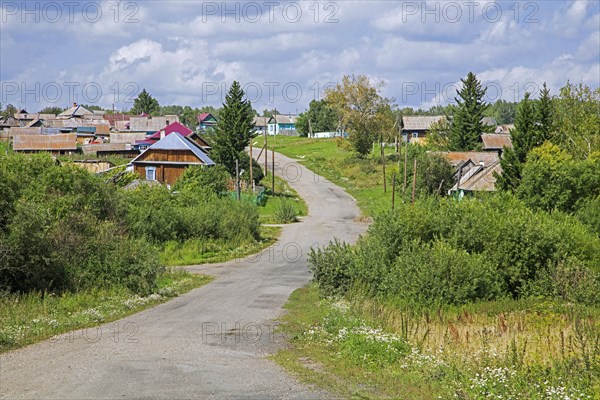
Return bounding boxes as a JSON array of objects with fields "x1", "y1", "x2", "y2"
[
  {"x1": 146, "y1": 166, "x2": 156, "y2": 181},
  {"x1": 412, "y1": 132, "x2": 419, "y2": 139}
]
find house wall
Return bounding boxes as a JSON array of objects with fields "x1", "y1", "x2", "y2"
[{"x1": 133, "y1": 164, "x2": 187, "y2": 186}]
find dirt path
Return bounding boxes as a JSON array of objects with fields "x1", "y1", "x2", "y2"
[{"x1": 0, "y1": 151, "x2": 366, "y2": 399}]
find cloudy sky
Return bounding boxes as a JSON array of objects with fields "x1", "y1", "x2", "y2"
[{"x1": 1, "y1": 0, "x2": 598, "y2": 113}]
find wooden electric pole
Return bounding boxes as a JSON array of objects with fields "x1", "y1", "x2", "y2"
[
  {"x1": 249, "y1": 139, "x2": 254, "y2": 192},
  {"x1": 235, "y1": 159, "x2": 241, "y2": 201},
  {"x1": 381, "y1": 138, "x2": 387, "y2": 193},
  {"x1": 411, "y1": 158, "x2": 417, "y2": 205},
  {"x1": 271, "y1": 147, "x2": 275, "y2": 195},
  {"x1": 392, "y1": 172, "x2": 396, "y2": 210},
  {"x1": 403, "y1": 140, "x2": 408, "y2": 192}
]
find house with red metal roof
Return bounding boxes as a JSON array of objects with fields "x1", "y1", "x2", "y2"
[{"x1": 198, "y1": 113, "x2": 217, "y2": 131}]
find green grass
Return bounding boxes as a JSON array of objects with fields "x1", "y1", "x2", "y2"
[
  {"x1": 255, "y1": 136, "x2": 398, "y2": 216},
  {"x1": 0, "y1": 270, "x2": 212, "y2": 353},
  {"x1": 258, "y1": 173, "x2": 308, "y2": 224},
  {"x1": 159, "y1": 226, "x2": 281, "y2": 266},
  {"x1": 274, "y1": 285, "x2": 599, "y2": 399}
]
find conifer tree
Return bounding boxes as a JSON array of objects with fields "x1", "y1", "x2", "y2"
[
  {"x1": 211, "y1": 81, "x2": 255, "y2": 175},
  {"x1": 131, "y1": 89, "x2": 160, "y2": 115},
  {"x1": 449, "y1": 72, "x2": 492, "y2": 150},
  {"x1": 496, "y1": 93, "x2": 537, "y2": 191}
]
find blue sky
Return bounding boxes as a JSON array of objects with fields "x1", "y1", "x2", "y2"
[{"x1": 1, "y1": 1, "x2": 598, "y2": 113}]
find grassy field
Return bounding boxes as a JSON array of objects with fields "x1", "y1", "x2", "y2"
[
  {"x1": 0, "y1": 270, "x2": 212, "y2": 353},
  {"x1": 160, "y1": 226, "x2": 281, "y2": 266},
  {"x1": 274, "y1": 285, "x2": 599, "y2": 399},
  {"x1": 255, "y1": 136, "x2": 398, "y2": 216}
]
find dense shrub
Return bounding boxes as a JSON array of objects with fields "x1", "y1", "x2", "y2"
[
  {"x1": 174, "y1": 164, "x2": 230, "y2": 196},
  {"x1": 517, "y1": 144, "x2": 600, "y2": 213},
  {"x1": 274, "y1": 199, "x2": 298, "y2": 223},
  {"x1": 309, "y1": 194, "x2": 600, "y2": 306}
]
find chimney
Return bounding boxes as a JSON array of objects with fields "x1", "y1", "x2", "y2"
[{"x1": 160, "y1": 130, "x2": 166, "y2": 139}]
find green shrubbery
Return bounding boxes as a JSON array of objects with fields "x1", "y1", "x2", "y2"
[
  {"x1": 0, "y1": 153, "x2": 261, "y2": 295},
  {"x1": 309, "y1": 194, "x2": 600, "y2": 306}
]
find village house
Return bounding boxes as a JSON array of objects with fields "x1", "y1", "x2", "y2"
[
  {"x1": 401, "y1": 116, "x2": 446, "y2": 143},
  {"x1": 198, "y1": 113, "x2": 218, "y2": 131},
  {"x1": 431, "y1": 151, "x2": 501, "y2": 194},
  {"x1": 481, "y1": 133, "x2": 513, "y2": 154},
  {"x1": 128, "y1": 115, "x2": 180, "y2": 134},
  {"x1": 131, "y1": 131, "x2": 215, "y2": 186},
  {"x1": 253, "y1": 116, "x2": 269, "y2": 135},
  {"x1": 268, "y1": 114, "x2": 298, "y2": 136}
]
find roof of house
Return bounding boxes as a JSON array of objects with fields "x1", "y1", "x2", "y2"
[
  {"x1": 268, "y1": 114, "x2": 298, "y2": 125},
  {"x1": 430, "y1": 151, "x2": 499, "y2": 167},
  {"x1": 13, "y1": 133, "x2": 77, "y2": 151},
  {"x1": 129, "y1": 115, "x2": 179, "y2": 132},
  {"x1": 253, "y1": 116, "x2": 269, "y2": 127},
  {"x1": 57, "y1": 105, "x2": 95, "y2": 118},
  {"x1": 198, "y1": 113, "x2": 217, "y2": 123},
  {"x1": 148, "y1": 121, "x2": 193, "y2": 139},
  {"x1": 131, "y1": 132, "x2": 215, "y2": 166},
  {"x1": 481, "y1": 134, "x2": 513, "y2": 150},
  {"x1": 103, "y1": 114, "x2": 131, "y2": 127},
  {"x1": 495, "y1": 124, "x2": 515, "y2": 134},
  {"x1": 452, "y1": 160, "x2": 501, "y2": 192},
  {"x1": 402, "y1": 116, "x2": 446, "y2": 131}
]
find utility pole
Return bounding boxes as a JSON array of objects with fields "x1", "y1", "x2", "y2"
[
  {"x1": 236, "y1": 159, "x2": 241, "y2": 201},
  {"x1": 380, "y1": 138, "x2": 387, "y2": 193},
  {"x1": 271, "y1": 147, "x2": 275, "y2": 195},
  {"x1": 264, "y1": 130, "x2": 268, "y2": 176},
  {"x1": 411, "y1": 158, "x2": 417, "y2": 205},
  {"x1": 392, "y1": 172, "x2": 396, "y2": 211},
  {"x1": 249, "y1": 139, "x2": 254, "y2": 192},
  {"x1": 403, "y1": 140, "x2": 408, "y2": 192}
]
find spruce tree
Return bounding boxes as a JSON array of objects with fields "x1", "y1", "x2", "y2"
[
  {"x1": 496, "y1": 93, "x2": 536, "y2": 192},
  {"x1": 535, "y1": 82, "x2": 553, "y2": 144},
  {"x1": 449, "y1": 72, "x2": 492, "y2": 150},
  {"x1": 131, "y1": 89, "x2": 159, "y2": 115},
  {"x1": 211, "y1": 81, "x2": 255, "y2": 175}
]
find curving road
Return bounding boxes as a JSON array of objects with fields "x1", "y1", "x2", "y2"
[{"x1": 0, "y1": 151, "x2": 366, "y2": 399}]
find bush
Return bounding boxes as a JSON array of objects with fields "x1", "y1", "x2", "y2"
[
  {"x1": 309, "y1": 194, "x2": 600, "y2": 306},
  {"x1": 274, "y1": 199, "x2": 298, "y2": 223},
  {"x1": 309, "y1": 239, "x2": 355, "y2": 295}
]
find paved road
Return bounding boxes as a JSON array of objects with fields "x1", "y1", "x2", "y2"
[{"x1": 0, "y1": 151, "x2": 366, "y2": 399}]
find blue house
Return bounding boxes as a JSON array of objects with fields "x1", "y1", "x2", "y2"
[{"x1": 267, "y1": 114, "x2": 298, "y2": 136}]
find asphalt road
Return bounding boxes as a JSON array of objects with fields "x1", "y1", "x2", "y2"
[{"x1": 0, "y1": 151, "x2": 367, "y2": 399}]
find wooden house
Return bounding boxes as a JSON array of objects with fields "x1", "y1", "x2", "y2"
[
  {"x1": 401, "y1": 116, "x2": 446, "y2": 143},
  {"x1": 198, "y1": 113, "x2": 217, "y2": 131},
  {"x1": 267, "y1": 114, "x2": 298, "y2": 136},
  {"x1": 131, "y1": 132, "x2": 215, "y2": 186},
  {"x1": 253, "y1": 116, "x2": 268, "y2": 135}
]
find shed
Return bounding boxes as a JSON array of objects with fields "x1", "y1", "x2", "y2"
[
  {"x1": 13, "y1": 133, "x2": 77, "y2": 154},
  {"x1": 481, "y1": 134, "x2": 513, "y2": 152}
]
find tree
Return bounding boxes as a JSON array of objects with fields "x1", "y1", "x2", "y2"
[
  {"x1": 485, "y1": 99, "x2": 518, "y2": 124},
  {"x1": 449, "y1": 72, "x2": 492, "y2": 150},
  {"x1": 325, "y1": 75, "x2": 392, "y2": 156},
  {"x1": 296, "y1": 99, "x2": 339, "y2": 137},
  {"x1": 131, "y1": 89, "x2": 160, "y2": 115},
  {"x1": 1, "y1": 104, "x2": 18, "y2": 120},
  {"x1": 425, "y1": 118, "x2": 451, "y2": 150},
  {"x1": 552, "y1": 82, "x2": 600, "y2": 159},
  {"x1": 38, "y1": 106, "x2": 64, "y2": 115},
  {"x1": 516, "y1": 143, "x2": 600, "y2": 213},
  {"x1": 211, "y1": 81, "x2": 256, "y2": 175},
  {"x1": 496, "y1": 93, "x2": 537, "y2": 192},
  {"x1": 535, "y1": 82, "x2": 553, "y2": 143}
]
